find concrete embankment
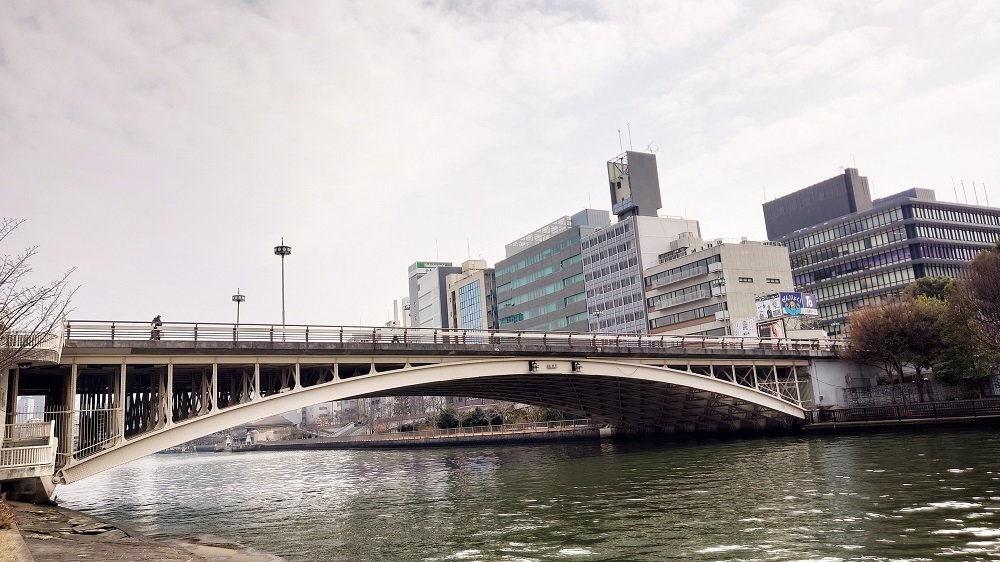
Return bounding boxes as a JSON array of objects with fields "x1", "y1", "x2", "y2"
[
  {"x1": 236, "y1": 426, "x2": 603, "y2": 452},
  {"x1": 1, "y1": 500, "x2": 281, "y2": 562},
  {"x1": 804, "y1": 414, "x2": 1000, "y2": 433}
]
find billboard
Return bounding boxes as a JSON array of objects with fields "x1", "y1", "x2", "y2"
[
  {"x1": 732, "y1": 317, "x2": 759, "y2": 337},
  {"x1": 800, "y1": 293, "x2": 818, "y2": 316},
  {"x1": 780, "y1": 292, "x2": 819, "y2": 316},
  {"x1": 758, "y1": 319, "x2": 786, "y2": 338},
  {"x1": 756, "y1": 296, "x2": 781, "y2": 320}
]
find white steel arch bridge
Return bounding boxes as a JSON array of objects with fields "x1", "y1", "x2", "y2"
[{"x1": 3, "y1": 320, "x2": 838, "y2": 490}]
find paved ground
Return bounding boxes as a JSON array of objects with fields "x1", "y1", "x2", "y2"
[{"x1": 5, "y1": 501, "x2": 281, "y2": 562}]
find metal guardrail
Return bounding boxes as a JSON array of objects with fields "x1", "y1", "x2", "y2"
[
  {"x1": 307, "y1": 419, "x2": 596, "y2": 444},
  {"x1": 63, "y1": 320, "x2": 840, "y2": 353},
  {"x1": 805, "y1": 398, "x2": 1000, "y2": 424},
  {"x1": 4, "y1": 421, "x2": 54, "y2": 441},
  {"x1": 0, "y1": 421, "x2": 56, "y2": 469}
]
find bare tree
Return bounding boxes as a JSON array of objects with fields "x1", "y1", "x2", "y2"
[
  {"x1": 1, "y1": 218, "x2": 76, "y2": 372},
  {"x1": 966, "y1": 241, "x2": 1000, "y2": 353}
]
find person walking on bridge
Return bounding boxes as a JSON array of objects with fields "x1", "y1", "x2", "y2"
[{"x1": 150, "y1": 315, "x2": 163, "y2": 340}]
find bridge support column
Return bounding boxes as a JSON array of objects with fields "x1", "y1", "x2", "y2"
[
  {"x1": 57, "y1": 364, "x2": 78, "y2": 468},
  {"x1": 166, "y1": 363, "x2": 174, "y2": 426},
  {"x1": 211, "y1": 363, "x2": 218, "y2": 411},
  {"x1": 115, "y1": 362, "x2": 126, "y2": 444},
  {"x1": 253, "y1": 363, "x2": 260, "y2": 401},
  {"x1": 1, "y1": 476, "x2": 56, "y2": 503},
  {"x1": 294, "y1": 363, "x2": 300, "y2": 389}
]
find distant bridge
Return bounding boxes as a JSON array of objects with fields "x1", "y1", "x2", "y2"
[{"x1": 2, "y1": 320, "x2": 838, "y2": 491}]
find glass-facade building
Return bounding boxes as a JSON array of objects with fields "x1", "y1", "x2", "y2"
[
  {"x1": 496, "y1": 210, "x2": 609, "y2": 332},
  {"x1": 767, "y1": 179, "x2": 1000, "y2": 333}
]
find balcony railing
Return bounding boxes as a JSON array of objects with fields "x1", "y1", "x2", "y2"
[{"x1": 0, "y1": 421, "x2": 57, "y2": 470}]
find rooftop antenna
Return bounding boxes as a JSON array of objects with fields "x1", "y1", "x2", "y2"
[
  {"x1": 466, "y1": 238, "x2": 471, "y2": 260},
  {"x1": 588, "y1": 193, "x2": 592, "y2": 209},
  {"x1": 626, "y1": 122, "x2": 633, "y2": 150},
  {"x1": 973, "y1": 180, "x2": 980, "y2": 205},
  {"x1": 852, "y1": 154, "x2": 858, "y2": 168},
  {"x1": 951, "y1": 177, "x2": 959, "y2": 202},
  {"x1": 617, "y1": 130, "x2": 623, "y2": 153},
  {"x1": 985, "y1": 183, "x2": 991, "y2": 207},
  {"x1": 762, "y1": 185, "x2": 767, "y2": 202},
  {"x1": 435, "y1": 239, "x2": 439, "y2": 260},
  {"x1": 961, "y1": 179, "x2": 969, "y2": 204}
]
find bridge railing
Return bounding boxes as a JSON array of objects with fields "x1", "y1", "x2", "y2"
[
  {"x1": 64, "y1": 320, "x2": 841, "y2": 353},
  {"x1": 324, "y1": 419, "x2": 595, "y2": 443},
  {"x1": 805, "y1": 398, "x2": 1000, "y2": 424},
  {"x1": 0, "y1": 421, "x2": 56, "y2": 470}
]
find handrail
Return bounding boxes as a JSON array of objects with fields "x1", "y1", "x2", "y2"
[{"x1": 62, "y1": 320, "x2": 841, "y2": 353}]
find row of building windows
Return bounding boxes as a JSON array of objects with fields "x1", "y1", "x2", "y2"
[
  {"x1": 794, "y1": 246, "x2": 912, "y2": 286},
  {"x1": 924, "y1": 264, "x2": 968, "y2": 279},
  {"x1": 587, "y1": 290, "x2": 644, "y2": 312},
  {"x1": 646, "y1": 281, "x2": 713, "y2": 310},
  {"x1": 497, "y1": 292, "x2": 586, "y2": 326},
  {"x1": 785, "y1": 208, "x2": 904, "y2": 252},
  {"x1": 495, "y1": 236, "x2": 581, "y2": 277},
  {"x1": 584, "y1": 256, "x2": 640, "y2": 282},
  {"x1": 497, "y1": 273, "x2": 585, "y2": 309},
  {"x1": 913, "y1": 205, "x2": 1000, "y2": 227},
  {"x1": 920, "y1": 243, "x2": 986, "y2": 262},
  {"x1": 916, "y1": 225, "x2": 1000, "y2": 245},
  {"x1": 813, "y1": 266, "x2": 915, "y2": 301},
  {"x1": 586, "y1": 275, "x2": 642, "y2": 298},
  {"x1": 817, "y1": 292, "x2": 890, "y2": 322},
  {"x1": 644, "y1": 254, "x2": 721, "y2": 288},
  {"x1": 582, "y1": 240, "x2": 633, "y2": 266},
  {"x1": 738, "y1": 277, "x2": 753, "y2": 283},
  {"x1": 789, "y1": 226, "x2": 907, "y2": 269},
  {"x1": 582, "y1": 221, "x2": 631, "y2": 250},
  {"x1": 497, "y1": 264, "x2": 560, "y2": 295},
  {"x1": 649, "y1": 302, "x2": 726, "y2": 330}
]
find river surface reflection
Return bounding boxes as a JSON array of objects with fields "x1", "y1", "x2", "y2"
[{"x1": 57, "y1": 427, "x2": 1000, "y2": 561}]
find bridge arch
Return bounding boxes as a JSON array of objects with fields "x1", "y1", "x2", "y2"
[{"x1": 55, "y1": 357, "x2": 803, "y2": 484}]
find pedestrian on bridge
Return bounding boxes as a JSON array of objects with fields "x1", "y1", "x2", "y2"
[{"x1": 150, "y1": 315, "x2": 162, "y2": 340}]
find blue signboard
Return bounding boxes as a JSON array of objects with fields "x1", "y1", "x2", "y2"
[{"x1": 780, "y1": 292, "x2": 802, "y2": 316}]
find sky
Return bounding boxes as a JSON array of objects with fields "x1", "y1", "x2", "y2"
[{"x1": 2, "y1": 0, "x2": 999, "y2": 328}]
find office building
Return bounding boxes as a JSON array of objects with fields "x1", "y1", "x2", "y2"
[
  {"x1": 446, "y1": 260, "x2": 498, "y2": 330},
  {"x1": 407, "y1": 261, "x2": 462, "y2": 328},
  {"x1": 643, "y1": 234, "x2": 793, "y2": 336},
  {"x1": 583, "y1": 150, "x2": 701, "y2": 333},
  {"x1": 764, "y1": 169, "x2": 1000, "y2": 333},
  {"x1": 496, "y1": 209, "x2": 609, "y2": 332}
]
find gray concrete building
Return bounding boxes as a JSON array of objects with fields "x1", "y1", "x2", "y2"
[
  {"x1": 763, "y1": 168, "x2": 872, "y2": 240},
  {"x1": 496, "y1": 209, "x2": 609, "y2": 332},
  {"x1": 583, "y1": 150, "x2": 701, "y2": 333},
  {"x1": 643, "y1": 234, "x2": 793, "y2": 336},
  {"x1": 765, "y1": 171, "x2": 1000, "y2": 333},
  {"x1": 407, "y1": 261, "x2": 462, "y2": 328}
]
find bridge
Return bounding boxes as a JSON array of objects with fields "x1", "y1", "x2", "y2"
[{"x1": 2, "y1": 320, "x2": 839, "y2": 498}]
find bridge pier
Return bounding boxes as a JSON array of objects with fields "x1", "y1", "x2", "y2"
[{"x1": 1, "y1": 475, "x2": 56, "y2": 503}]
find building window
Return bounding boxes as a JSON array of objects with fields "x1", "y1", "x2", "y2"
[
  {"x1": 738, "y1": 277, "x2": 753, "y2": 283},
  {"x1": 766, "y1": 278, "x2": 781, "y2": 284}
]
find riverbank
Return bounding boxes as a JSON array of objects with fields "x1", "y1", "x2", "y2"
[{"x1": 2, "y1": 500, "x2": 282, "y2": 562}]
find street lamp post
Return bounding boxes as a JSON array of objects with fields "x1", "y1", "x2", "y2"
[
  {"x1": 232, "y1": 289, "x2": 245, "y2": 329},
  {"x1": 274, "y1": 238, "x2": 292, "y2": 335}
]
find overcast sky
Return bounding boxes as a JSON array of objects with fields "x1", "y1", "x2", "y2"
[{"x1": 2, "y1": 1, "x2": 998, "y2": 328}]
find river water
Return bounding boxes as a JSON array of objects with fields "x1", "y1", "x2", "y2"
[{"x1": 56, "y1": 428, "x2": 1000, "y2": 561}]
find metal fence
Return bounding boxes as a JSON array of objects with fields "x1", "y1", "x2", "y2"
[
  {"x1": 806, "y1": 397, "x2": 1000, "y2": 424},
  {"x1": 314, "y1": 419, "x2": 595, "y2": 443},
  {"x1": 0, "y1": 420, "x2": 56, "y2": 469},
  {"x1": 64, "y1": 319, "x2": 840, "y2": 353}
]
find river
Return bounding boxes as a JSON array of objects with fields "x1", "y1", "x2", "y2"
[{"x1": 56, "y1": 427, "x2": 1000, "y2": 561}]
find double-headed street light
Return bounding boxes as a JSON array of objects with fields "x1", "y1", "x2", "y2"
[{"x1": 274, "y1": 238, "x2": 292, "y2": 332}]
